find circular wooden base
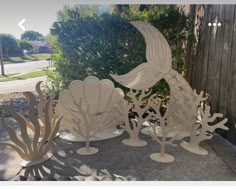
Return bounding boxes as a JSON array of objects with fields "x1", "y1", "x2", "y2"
[
  {"x1": 122, "y1": 138, "x2": 147, "y2": 147},
  {"x1": 141, "y1": 127, "x2": 190, "y2": 138},
  {"x1": 180, "y1": 141, "x2": 208, "y2": 155},
  {"x1": 20, "y1": 153, "x2": 53, "y2": 167},
  {"x1": 60, "y1": 129, "x2": 123, "y2": 142},
  {"x1": 77, "y1": 147, "x2": 99, "y2": 155},
  {"x1": 150, "y1": 153, "x2": 175, "y2": 163}
]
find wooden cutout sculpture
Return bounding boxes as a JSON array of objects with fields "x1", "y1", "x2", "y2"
[
  {"x1": 115, "y1": 89, "x2": 156, "y2": 147},
  {"x1": 147, "y1": 96, "x2": 184, "y2": 163},
  {"x1": 26, "y1": 81, "x2": 59, "y2": 139},
  {"x1": 141, "y1": 89, "x2": 209, "y2": 138},
  {"x1": 56, "y1": 76, "x2": 125, "y2": 155},
  {"x1": 0, "y1": 90, "x2": 62, "y2": 167},
  {"x1": 110, "y1": 21, "x2": 197, "y2": 137},
  {"x1": 181, "y1": 101, "x2": 229, "y2": 155}
]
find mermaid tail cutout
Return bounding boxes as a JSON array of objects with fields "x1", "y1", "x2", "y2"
[
  {"x1": 110, "y1": 21, "x2": 194, "y2": 134},
  {"x1": 110, "y1": 21, "x2": 173, "y2": 90}
]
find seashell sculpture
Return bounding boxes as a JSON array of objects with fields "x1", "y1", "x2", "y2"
[
  {"x1": 110, "y1": 21, "x2": 198, "y2": 137},
  {"x1": 56, "y1": 76, "x2": 125, "y2": 155},
  {"x1": 181, "y1": 101, "x2": 228, "y2": 155},
  {"x1": 0, "y1": 89, "x2": 62, "y2": 167}
]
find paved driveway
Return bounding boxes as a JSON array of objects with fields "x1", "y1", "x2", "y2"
[{"x1": 3, "y1": 60, "x2": 50, "y2": 75}]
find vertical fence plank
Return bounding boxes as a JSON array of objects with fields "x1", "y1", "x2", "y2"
[
  {"x1": 218, "y1": 5, "x2": 235, "y2": 116},
  {"x1": 206, "y1": 5, "x2": 220, "y2": 111},
  {"x1": 212, "y1": 5, "x2": 225, "y2": 113},
  {"x1": 186, "y1": 5, "x2": 236, "y2": 144},
  {"x1": 192, "y1": 5, "x2": 209, "y2": 91},
  {"x1": 196, "y1": 5, "x2": 212, "y2": 93},
  {"x1": 188, "y1": 5, "x2": 203, "y2": 87},
  {"x1": 226, "y1": 5, "x2": 236, "y2": 143},
  {"x1": 199, "y1": 5, "x2": 213, "y2": 93}
]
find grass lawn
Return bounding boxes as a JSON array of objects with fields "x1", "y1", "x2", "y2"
[
  {"x1": 0, "y1": 68, "x2": 53, "y2": 82},
  {"x1": 3, "y1": 53, "x2": 51, "y2": 64},
  {"x1": 0, "y1": 73, "x2": 19, "y2": 78}
]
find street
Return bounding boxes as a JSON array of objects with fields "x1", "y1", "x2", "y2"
[
  {"x1": 0, "y1": 60, "x2": 49, "y2": 94},
  {"x1": 3, "y1": 60, "x2": 49, "y2": 75},
  {"x1": 0, "y1": 76, "x2": 47, "y2": 94}
]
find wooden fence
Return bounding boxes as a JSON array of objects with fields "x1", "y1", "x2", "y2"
[{"x1": 185, "y1": 5, "x2": 236, "y2": 144}]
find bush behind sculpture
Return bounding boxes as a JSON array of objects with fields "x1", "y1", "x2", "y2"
[{"x1": 48, "y1": 6, "x2": 192, "y2": 99}]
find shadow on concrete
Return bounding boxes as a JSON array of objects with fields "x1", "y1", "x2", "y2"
[{"x1": 12, "y1": 133, "x2": 236, "y2": 181}]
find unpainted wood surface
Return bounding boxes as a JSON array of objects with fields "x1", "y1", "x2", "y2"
[{"x1": 186, "y1": 5, "x2": 236, "y2": 144}]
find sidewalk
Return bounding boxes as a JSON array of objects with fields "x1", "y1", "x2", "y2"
[{"x1": 0, "y1": 76, "x2": 47, "y2": 94}]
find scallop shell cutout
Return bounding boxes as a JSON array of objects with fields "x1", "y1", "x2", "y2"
[{"x1": 56, "y1": 76, "x2": 125, "y2": 136}]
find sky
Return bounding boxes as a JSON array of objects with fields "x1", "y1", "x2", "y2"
[{"x1": 0, "y1": 0, "x2": 108, "y2": 39}]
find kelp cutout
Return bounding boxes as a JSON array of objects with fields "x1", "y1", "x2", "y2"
[
  {"x1": 34, "y1": 81, "x2": 57, "y2": 139},
  {"x1": 0, "y1": 89, "x2": 62, "y2": 167}
]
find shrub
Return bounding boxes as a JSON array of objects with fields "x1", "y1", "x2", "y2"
[{"x1": 48, "y1": 5, "x2": 192, "y2": 100}]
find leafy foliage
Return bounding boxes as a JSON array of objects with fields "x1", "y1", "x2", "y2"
[
  {"x1": 19, "y1": 40, "x2": 33, "y2": 50},
  {"x1": 45, "y1": 34, "x2": 58, "y2": 50},
  {"x1": 48, "y1": 5, "x2": 193, "y2": 99},
  {"x1": 21, "y1": 31, "x2": 44, "y2": 41},
  {"x1": 0, "y1": 34, "x2": 19, "y2": 57}
]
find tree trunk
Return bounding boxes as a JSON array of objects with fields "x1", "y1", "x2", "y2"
[
  {"x1": 109, "y1": 5, "x2": 123, "y2": 14},
  {"x1": 6, "y1": 48, "x2": 9, "y2": 58},
  {"x1": 139, "y1": 5, "x2": 149, "y2": 11},
  {"x1": 0, "y1": 39, "x2": 4, "y2": 75}
]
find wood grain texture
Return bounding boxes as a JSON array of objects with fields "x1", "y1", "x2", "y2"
[
  {"x1": 186, "y1": 5, "x2": 236, "y2": 144},
  {"x1": 0, "y1": 83, "x2": 62, "y2": 166}
]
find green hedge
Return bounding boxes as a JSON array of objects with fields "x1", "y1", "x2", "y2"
[{"x1": 47, "y1": 6, "x2": 193, "y2": 100}]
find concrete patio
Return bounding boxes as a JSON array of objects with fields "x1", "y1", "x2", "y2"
[{"x1": 0, "y1": 131, "x2": 235, "y2": 181}]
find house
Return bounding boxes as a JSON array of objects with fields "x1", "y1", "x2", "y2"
[{"x1": 28, "y1": 40, "x2": 52, "y2": 54}]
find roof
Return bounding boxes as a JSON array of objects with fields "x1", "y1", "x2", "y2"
[{"x1": 28, "y1": 40, "x2": 51, "y2": 48}]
